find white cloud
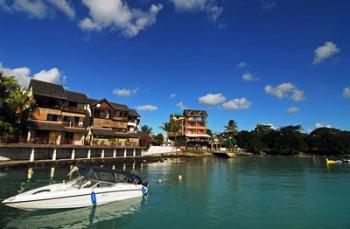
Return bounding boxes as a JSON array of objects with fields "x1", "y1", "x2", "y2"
[
  {"x1": 176, "y1": 102, "x2": 187, "y2": 110},
  {"x1": 33, "y1": 68, "x2": 66, "y2": 84},
  {"x1": 343, "y1": 87, "x2": 350, "y2": 98},
  {"x1": 0, "y1": 63, "x2": 66, "y2": 87},
  {"x1": 315, "y1": 122, "x2": 332, "y2": 129},
  {"x1": 136, "y1": 105, "x2": 158, "y2": 111},
  {"x1": 0, "y1": 0, "x2": 75, "y2": 19},
  {"x1": 48, "y1": 0, "x2": 75, "y2": 19},
  {"x1": 198, "y1": 93, "x2": 226, "y2": 106},
  {"x1": 12, "y1": 0, "x2": 48, "y2": 18},
  {"x1": 237, "y1": 62, "x2": 246, "y2": 69},
  {"x1": 170, "y1": 0, "x2": 223, "y2": 22},
  {"x1": 261, "y1": 0, "x2": 276, "y2": 10},
  {"x1": 170, "y1": 93, "x2": 176, "y2": 98},
  {"x1": 242, "y1": 72, "x2": 257, "y2": 82},
  {"x1": 265, "y1": 82, "x2": 305, "y2": 102},
  {"x1": 79, "y1": 0, "x2": 163, "y2": 37},
  {"x1": 112, "y1": 88, "x2": 138, "y2": 97},
  {"x1": 223, "y1": 97, "x2": 251, "y2": 110},
  {"x1": 313, "y1": 41, "x2": 340, "y2": 64},
  {"x1": 286, "y1": 106, "x2": 300, "y2": 114}
]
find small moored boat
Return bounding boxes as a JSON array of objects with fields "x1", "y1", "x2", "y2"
[
  {"x1": 2, "y1": 166, "x2": 149, "y2": 211},
  {"x1": 326, "y1": 158, "x2": 343, "y2": 165}
]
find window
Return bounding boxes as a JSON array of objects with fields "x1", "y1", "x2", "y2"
[{"x1": 47, "y1": 114, "x2": 58, "y2": 121}]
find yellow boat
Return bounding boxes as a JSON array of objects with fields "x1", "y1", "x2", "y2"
[{"x1": 326, "y1": 158, "x2": 342, "y2": 165}]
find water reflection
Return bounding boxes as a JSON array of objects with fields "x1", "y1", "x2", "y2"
[{"x1": 5, "y1": 198, "x2": 143, "y2": 229}]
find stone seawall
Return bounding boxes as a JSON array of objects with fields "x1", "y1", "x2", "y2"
[{"x1": 0, "y1": 144, "x2": 144, "y2": 161}]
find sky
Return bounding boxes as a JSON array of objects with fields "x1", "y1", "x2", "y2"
[{"x1": 0, "y1": 0, "x2": 349, "y2": 133}]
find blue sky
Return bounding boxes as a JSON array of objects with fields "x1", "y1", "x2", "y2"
[{"x1": 0, "y1": 0, "x2": 349, "y2": 133}]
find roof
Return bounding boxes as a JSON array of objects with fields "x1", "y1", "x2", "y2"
[
  {"x1": 110, "y1": 102, "x2": 129, "y2": 111},
  {"x1": 29, "y1": 79, "x2": 89, "y2": 103},
  {"x1": 128, "y1": 109, "x2": 140, "y2": 117},
  {"x1": 64, "y1": 90, "x2": 89, "y2": 104},
  {"x1": 89, "y1": 98, "x2": 140, "y2": 116},
  {"x1": 183, "y1": 109, "x2": 208, "y2": 117},
  {"x1": 29, "y1": 79, "x2": 66, "y2": 100},
  {"x1": 171, "y1": 113, "x2": 184, "y2": 117}
]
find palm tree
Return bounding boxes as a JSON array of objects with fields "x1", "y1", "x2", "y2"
[
  {"x1": 160, "y1": 121, "x2": 181, "y2": 146},
  {"x1": 224, "y1": 120, "x2": 238, "y2": 134},
  {"x1": 0, "y1": 73, "x2": 18, "y2": 97},
  {"x1": 5, "y1": 88, "x2": 35, "y2": 124},
  {"x1": 141, "y1": 125, "x2": 153, "y2": 135},
  {"x1": 171, "y1": 122, "x2": 181, "y2": 147},
  {"x1": 160, "y1": 122, "x2": 171, "y2": 144}
]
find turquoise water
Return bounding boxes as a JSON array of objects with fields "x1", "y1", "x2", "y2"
[{"x1": 1, "y1": 157, "x2": 350, "y2": 228}]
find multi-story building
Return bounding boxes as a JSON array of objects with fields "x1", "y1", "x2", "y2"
[
  {"x1": 88, "y1": 99, "x2": 140, "y2": 146},
  {"x1": 169, "y1": 109, "x2": 209, "y2": 147},
  {"x1": 26, "y1": 79, "x2": 140, "y2": 146}
]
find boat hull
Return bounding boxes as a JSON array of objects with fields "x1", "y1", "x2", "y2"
[{"x1": 3, "y1": 184, "x2": 146, "y2": 210}]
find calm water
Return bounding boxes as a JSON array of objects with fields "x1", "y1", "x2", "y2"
[{"x1": 1, "y1": 157, "x2": 350, "y2": 229}]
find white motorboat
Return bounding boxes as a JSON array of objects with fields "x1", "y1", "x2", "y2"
[{"x1": 2, "y1": 166, "x2": 149, "y2": 211}]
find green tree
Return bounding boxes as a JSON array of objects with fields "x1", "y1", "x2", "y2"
[
  {"x1": 0, "y1": 73, "x2": 18, "y2": 98},
  {"x1": 160, "y1": 121, "x2": 181, "y2": 146},
  {"x1": 224, "y1": 120, "x2": 238, "y2": 135},
  {"x1": 254, "y1": 124, "x2": 274, "y2": 134},
  {"x1": 308, "y1": 128, "x2": 350, "y2": 155},
  {"x1": 0, "y1": 73, "x2": 22, "y2": 138},
  {"x1": 221, "y1": 120, "x2": 238, "y2": 149},
  {"x1": 151, "y1": 133, "x2": 164, "y2": 146},
  {"x1": 141, "y1": 125, "x2": 153, "y2": 135},
  {"x1": 5, "y1": 88, "x2": 35, "y2": 125}
]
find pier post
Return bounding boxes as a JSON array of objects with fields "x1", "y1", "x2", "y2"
[
  {"x1": 101, "y1": 149, "x2": 105, "y2": 159},
  {"x1": 124, "y1": 149, "x2": 127, "y2": 157},
  {"x1": 133, "y1": 149, "x2": 136, "y2": 157},
  {"x1": 87, "y1": 149, "x2": 91, "y2": 159},
  {"x1": 113, "y1": 149, "x2": 116, "y2": 158},
  {"x1": 52, "y1": 148, "x2": 57, "y2": 161},
  {"x1": 71, "y1": 149, "x2": 75, "y2": 160},
  {"x1": 29, "y1": 148, "x2": 35, "y2": 162}
]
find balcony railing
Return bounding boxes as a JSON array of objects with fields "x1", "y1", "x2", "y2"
[
  {"x1": 62, "y1": 106, "x2": 85, "y2": 114},
  {"x1": 62, "y1": 122, "x2": 84, "y2": 128}
]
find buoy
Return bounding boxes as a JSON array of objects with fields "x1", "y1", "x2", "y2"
[
  {"x1": 157, "y1": 179, "x2": 163, "y2": 184},
  {"x1": 178, "y1": 175, "x2": 182, "y2": 181}
]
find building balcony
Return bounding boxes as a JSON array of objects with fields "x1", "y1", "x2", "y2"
[
  {"x1": 92, "y1": 118, "x2": 128, "y2": 129},
  {"x1": 62, "y1": 121, "x2": 84, "y2": 128},
  {"x1": 185, "y1": 125, "x2": 206, "y2": 129},
  {"x1": 111, "y1": 116, "x2": 128, "y2": 121},
  {"x1": 62, "y1": 106, "x2": 85, "y2": 114}
]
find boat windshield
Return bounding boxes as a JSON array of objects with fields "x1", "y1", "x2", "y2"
[{"x1": 67, "y1": 166, "x2": 143, "y2": 186}]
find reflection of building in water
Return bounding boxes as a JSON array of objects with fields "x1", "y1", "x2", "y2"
[
  {"x1": 5, "y1": 198, "x2": 143, "y2": 229},
  {"x1": 27, "y1": 167, "x2": 33, "y2": 180}
]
